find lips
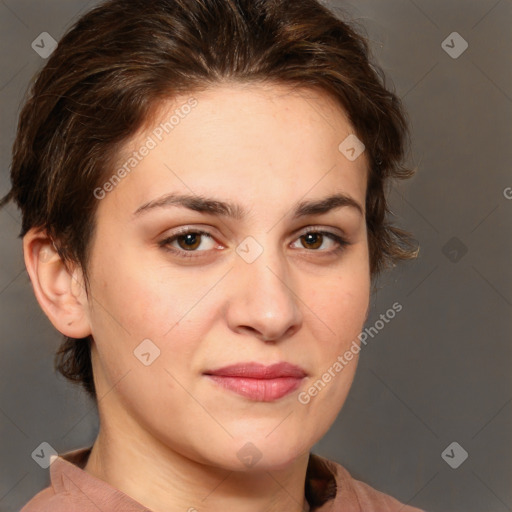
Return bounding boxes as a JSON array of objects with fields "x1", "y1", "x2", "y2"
[
  {"x1": 204, "y1": 362, "x2": 307, "y2": 402},
  {"x1": 205, "y1": 362, "x2": 307, "y2": 379}
]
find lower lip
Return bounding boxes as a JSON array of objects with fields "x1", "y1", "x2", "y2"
[{"x1": 206, "y1": 375, "x2": 303, "y2": 402}]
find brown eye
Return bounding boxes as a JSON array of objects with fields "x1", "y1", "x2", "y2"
[
  {"x1": 176, "y1": 232, "x2": 202, "y2": 251},
  {"x1": 159, "y1": 229, "x2": 218, "y2": 259},
  {"x1": 291, "y1": 229, "x2": 349, "y2": 253},
  {"x1": 300, "y1": 232, "x2": 323, "y2": 250}
]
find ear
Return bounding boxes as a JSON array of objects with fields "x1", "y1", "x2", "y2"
[{"x1": 23, "y1": 228, "x2": 92, "y2": 339}]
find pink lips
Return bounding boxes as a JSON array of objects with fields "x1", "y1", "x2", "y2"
[{"x1": 204, "y1": 362, "x2": 307, "y2": 402}]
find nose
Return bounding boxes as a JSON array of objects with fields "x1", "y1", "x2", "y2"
[{"x1": 225, "y1": 241, "x2": 303, "y2": 343}]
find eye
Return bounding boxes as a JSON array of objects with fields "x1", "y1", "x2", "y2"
[
  {"x1": 290, "y1": 229, "x2": 348, "y2": 253},
  {"x1": 159, "y1": 228, "x2": 219, "y2": 258},
  {"x1": 159, "y1": 227, "x2": 349, "y2": 260}
]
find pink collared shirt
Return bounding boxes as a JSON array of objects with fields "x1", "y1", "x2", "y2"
[{"x1": 20, "y1": 446, "x2": 426, "y2": 511}]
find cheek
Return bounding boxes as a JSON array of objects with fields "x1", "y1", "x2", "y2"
[
  {"x1": 87, "y1": 251, "x2": 215, "y2": 374},
  {"x1": 310, "y1": 259, "x2": 370, "y2": 343},
  {"x1": 299, "y1": 267, "x2": 369, "y2": 434},
  {"x1": 89, "y1": 237, "x2": 182, "y2": 333},
  {"x1": 313, "y1": 289, "x2": 369, "y2": 372}
]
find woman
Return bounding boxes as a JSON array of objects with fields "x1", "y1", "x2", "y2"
[{"x1": 1, "y1": 0, "x2": 423, "y2": 510}]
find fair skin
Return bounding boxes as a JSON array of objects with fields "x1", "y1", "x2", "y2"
[{"x1": 24, "y1": 82, "x2": 370, "y2": 512}]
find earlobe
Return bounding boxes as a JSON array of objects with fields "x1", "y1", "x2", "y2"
[{"x1": 23, "y1": 228, "x2": 92, "y2": 339}]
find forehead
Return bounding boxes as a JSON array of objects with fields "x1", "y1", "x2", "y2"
[{"x1": 101, "y1": 82, "x2": 368, "y2": 217}]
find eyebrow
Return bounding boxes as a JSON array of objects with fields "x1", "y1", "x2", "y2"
[{"x1": 133, "y1": 192, "x2": 364, "y2": 219}]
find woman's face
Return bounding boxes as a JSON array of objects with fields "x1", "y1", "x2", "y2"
[{"x1": 85, "y1": 83, "x2": 370, "y2": 470}]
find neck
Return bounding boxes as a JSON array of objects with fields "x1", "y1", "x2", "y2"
[{"x1": 84, "y1": 415, "x2": 311, "y2": 512}]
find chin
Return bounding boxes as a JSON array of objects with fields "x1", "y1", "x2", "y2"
[{"x1": 210, "y1": 434, "x2": 312, "y2": 473}]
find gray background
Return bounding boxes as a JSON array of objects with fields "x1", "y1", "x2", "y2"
[{"x1": 1, "y1": 1, "x2": 511, "y2": 511}]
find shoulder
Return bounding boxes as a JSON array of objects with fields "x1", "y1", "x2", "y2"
[
  {"x1": 18, "y1": 486, "x2": 62, "y2": 512},
  {"x1": 348, "y1": 475, "x2": 426, "y2": 512},
  {"x1": 19, "y1": 482, "x2": 102, "y2": 512},
  {"x1": 309, "y1": 453, "x2": 426, "y2": 512}
]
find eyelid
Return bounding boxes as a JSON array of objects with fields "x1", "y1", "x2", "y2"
[
  {"x1": 290, "y1": 227, "x2": 349, "y2": 251},
  {"x1": 158, "y1": 225, "x2": 350, "y2": 259},
  {"x1": 293, "y1": 225, "x2": 347, "y2": 240},
  {"x1": 158, "y1": 228, "x2": 221, "y2": 256}
]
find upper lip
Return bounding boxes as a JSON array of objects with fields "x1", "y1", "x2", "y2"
[{"x1": 204, "y1": 362, "x2": 307, "y2": 379}]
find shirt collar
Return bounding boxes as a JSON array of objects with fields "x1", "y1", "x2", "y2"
[{"x1": 50, "y1": 446, "x2": 360, "y2": 511}]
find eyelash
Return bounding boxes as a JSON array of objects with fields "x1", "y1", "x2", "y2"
[{"x1": 158, "y1": 227, "x2": 350, "y2": 260}]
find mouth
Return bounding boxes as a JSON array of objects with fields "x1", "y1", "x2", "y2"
[{"x1": 203, "y1": 362, "x2": 307, "y2": 402}]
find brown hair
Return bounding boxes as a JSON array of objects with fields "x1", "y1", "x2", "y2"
[{"x1": 1, "y1": 0, "x2": 418, "y2": 401}]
